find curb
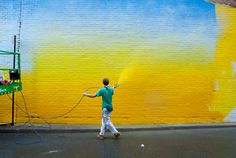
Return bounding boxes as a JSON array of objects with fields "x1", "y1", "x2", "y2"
[{"x1": 1, "y1": 123, "x2": 236, "y2": 133}]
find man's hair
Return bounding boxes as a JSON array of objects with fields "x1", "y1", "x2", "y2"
[{"x1": 103, "y1": 78, "x2": 109, "y2": 86}]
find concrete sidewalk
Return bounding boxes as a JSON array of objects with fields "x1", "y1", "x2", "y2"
[
  {"x1": 1, "y1": 122, "x2": 236, "y2": 133},
  {"x1": 1, "y1": 126, "x2": 236, "y2": 158}
]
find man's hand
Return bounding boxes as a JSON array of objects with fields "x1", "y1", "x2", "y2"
[{"x1": 113, "y1": 84, "x2": 120, "y2": 88}]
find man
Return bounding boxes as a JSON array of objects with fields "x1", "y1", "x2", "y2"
[{"x1": 83, "y1": 78, "x2": 120, "y2": 140}]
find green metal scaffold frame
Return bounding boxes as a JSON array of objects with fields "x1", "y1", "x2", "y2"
[{"x1": 0, "y1": 36, "x2": 22, "y2": 125}]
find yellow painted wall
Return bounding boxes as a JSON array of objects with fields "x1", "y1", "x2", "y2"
[{"x1": 0, "y1": 1, "x2": 236, "y2": 125}]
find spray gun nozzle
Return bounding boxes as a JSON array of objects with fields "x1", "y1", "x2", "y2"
[{"x1": 114, "y1": 84, "x2": 120, "y2": 88}]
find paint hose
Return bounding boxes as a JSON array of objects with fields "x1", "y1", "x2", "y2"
[{"x1": 8, "y1": 86, "x2": 100, "y2": 145}]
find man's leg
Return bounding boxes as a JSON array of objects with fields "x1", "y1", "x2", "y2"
[
  {"x1": 99, "y1": 109, "x2": 107, "y2": 136},
  {"x1": 99, "y1": 119, "x2": 106, "y2": 136},
  {"x1": 105, "y1": 111, "x2": 119, "y2": 135}
]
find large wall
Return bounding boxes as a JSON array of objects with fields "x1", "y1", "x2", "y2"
[{"x1": 0, "y1": 0, "x2": 235, "y2": 125}]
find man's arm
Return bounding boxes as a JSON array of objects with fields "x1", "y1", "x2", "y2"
[{"x1": 83, "y1": 93, "x2": 97, "y2": 98}]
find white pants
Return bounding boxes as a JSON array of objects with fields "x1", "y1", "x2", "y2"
[{"x1": 99, "y1": 108, "x2": 118, "y2": 135}]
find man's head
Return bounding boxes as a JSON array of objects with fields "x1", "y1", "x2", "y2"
[{"x1": 103, "y1": 78, "x2": 109, "y2": 86}]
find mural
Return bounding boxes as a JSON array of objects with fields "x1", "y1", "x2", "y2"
[{"x1": 0, "y1": 0, "x2": 235, "y2": 124}]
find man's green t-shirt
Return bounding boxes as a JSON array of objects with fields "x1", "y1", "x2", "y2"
[{"x1": 96, "y1": 86, "x2": 114, "y2": 111}]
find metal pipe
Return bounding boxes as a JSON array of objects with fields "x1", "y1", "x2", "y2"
[{"x1": 11, "y1": 35, "x2": 17, "y2": 126}]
